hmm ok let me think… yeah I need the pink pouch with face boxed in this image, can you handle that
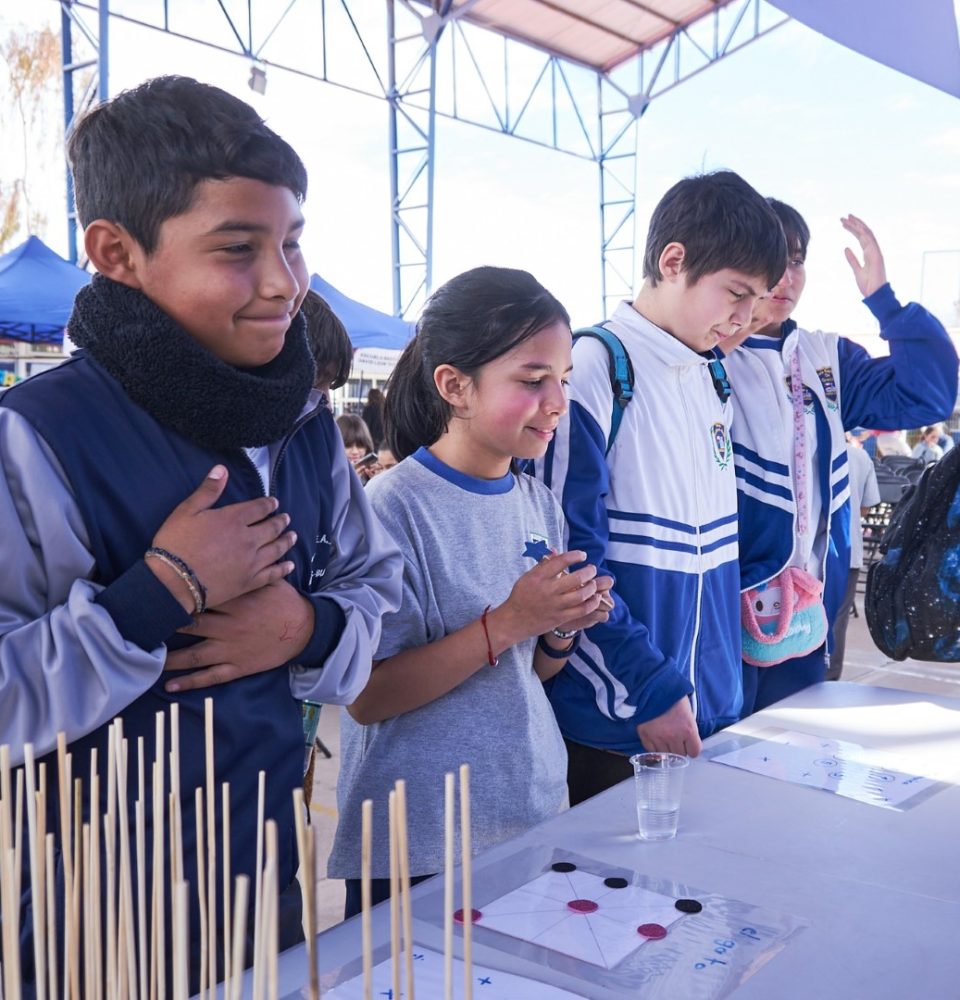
[740,567,828,667]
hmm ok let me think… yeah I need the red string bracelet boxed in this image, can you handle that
[480,605,498,667]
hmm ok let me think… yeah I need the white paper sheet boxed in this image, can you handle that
[710,729,939,809]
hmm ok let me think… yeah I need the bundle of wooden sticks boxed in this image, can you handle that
[0,702,475,1000]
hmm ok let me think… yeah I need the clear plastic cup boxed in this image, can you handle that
[630,752,689,840]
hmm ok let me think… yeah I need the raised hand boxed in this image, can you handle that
[163,580,315,692]
[148,465,297,612]
[636,696,701,757]
[841,215,887,298]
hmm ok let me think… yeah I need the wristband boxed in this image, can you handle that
[552,625,580,640]
[480,605,498,667]
[145,546,207,615]
[537,631,580,660]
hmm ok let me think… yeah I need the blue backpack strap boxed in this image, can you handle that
[572,325,634,455]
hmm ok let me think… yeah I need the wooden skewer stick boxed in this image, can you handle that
[55,734,75,1000]
[83,823,93,1000]
[292,788,319,1000]
[136,798,148,1000]
[89,750,103,1000]
[71,776,83,1000]
[360,798,373,1000]
[3,845,22,999]
[443,772,454,1000]
[252,770,266,1000]
[104,725,118,1000]
[261,820,280,1000]
[45,832,59,1000]
[13,768,23,905]
[116,736,139,1000]
[23,745,46,1000]
[229,875,250,1000]
[195,786,209,1000]
[152,711,166,1000]
[395,780,415,1000]
[388,789,400,1000]
[172,881,189,1000]
[204,698,217,995]
[460,763,473,1000]
[0,744,11,1000]
[223,782,232,1000]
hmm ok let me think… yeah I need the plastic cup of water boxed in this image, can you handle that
[630,752,689,841]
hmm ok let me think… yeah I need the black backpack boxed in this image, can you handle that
[865,444,960,660]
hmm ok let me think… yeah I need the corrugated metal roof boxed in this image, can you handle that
[422,1,733,73]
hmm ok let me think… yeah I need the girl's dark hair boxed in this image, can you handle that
[336,413,375,453]
[384,266,570,461]
[766,198,811,261]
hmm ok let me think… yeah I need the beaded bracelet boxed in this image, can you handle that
[145,546,207,615]
[537,631,581,660]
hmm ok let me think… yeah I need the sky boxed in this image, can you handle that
[3,1,960,354]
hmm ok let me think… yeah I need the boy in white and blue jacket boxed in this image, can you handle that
[723,203,958,714]
[534,171,787,804]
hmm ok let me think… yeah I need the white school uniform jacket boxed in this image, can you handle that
[724,284,958,630]
[533,301,742,753]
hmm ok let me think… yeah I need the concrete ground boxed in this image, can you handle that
[305,594,960,934]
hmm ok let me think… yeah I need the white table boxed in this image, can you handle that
[265,683,960,998]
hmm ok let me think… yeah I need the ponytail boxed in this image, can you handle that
[384,336,449,461]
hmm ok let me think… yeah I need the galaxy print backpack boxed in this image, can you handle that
[866,444,960,660]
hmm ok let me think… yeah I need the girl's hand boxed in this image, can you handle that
[842,215,887,298]
[553,575,614,634]
[488,550,606,648]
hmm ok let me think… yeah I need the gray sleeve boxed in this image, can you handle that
[288,446,404,705]
[0,408,165,764]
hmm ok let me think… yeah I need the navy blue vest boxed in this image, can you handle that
[3,351,338,962]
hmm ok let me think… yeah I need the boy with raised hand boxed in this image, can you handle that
[0,75,401,986]
[534,171,786,805]
[721,204,957,713]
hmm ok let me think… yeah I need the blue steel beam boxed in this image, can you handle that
[57,0,787,314]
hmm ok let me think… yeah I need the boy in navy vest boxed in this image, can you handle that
[0,75,402,988]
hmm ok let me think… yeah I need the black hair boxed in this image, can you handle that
[67,75,307,253]
[300,289,353,390]
[384,266,570,461]
[642,170,787,290]
[766,198,810,260]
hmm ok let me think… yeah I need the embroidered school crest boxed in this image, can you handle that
[710,422,732,469]
[783,377,814,411]
[816,367,839,410]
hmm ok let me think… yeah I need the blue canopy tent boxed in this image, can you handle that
[0,236,92,344]
[310,273,415,351]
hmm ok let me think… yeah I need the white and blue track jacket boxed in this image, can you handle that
[533,301,742,753]
[724,284,958,631]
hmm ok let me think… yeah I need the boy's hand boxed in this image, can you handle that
[488,550,606,649]
[150,466,297,610]
[842,215,887,299]
[163,580,315,692]
[635,697,701,757]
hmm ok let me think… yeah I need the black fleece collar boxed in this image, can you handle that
[68,275,315,452]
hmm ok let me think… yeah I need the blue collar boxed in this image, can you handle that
[412,446,515,495]
[742,318,798,351]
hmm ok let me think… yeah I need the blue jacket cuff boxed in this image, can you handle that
[95,559,193,651]
[294,595,347,670]
[863,283,900,328]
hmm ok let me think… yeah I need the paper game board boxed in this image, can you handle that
[707,728,942,810]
